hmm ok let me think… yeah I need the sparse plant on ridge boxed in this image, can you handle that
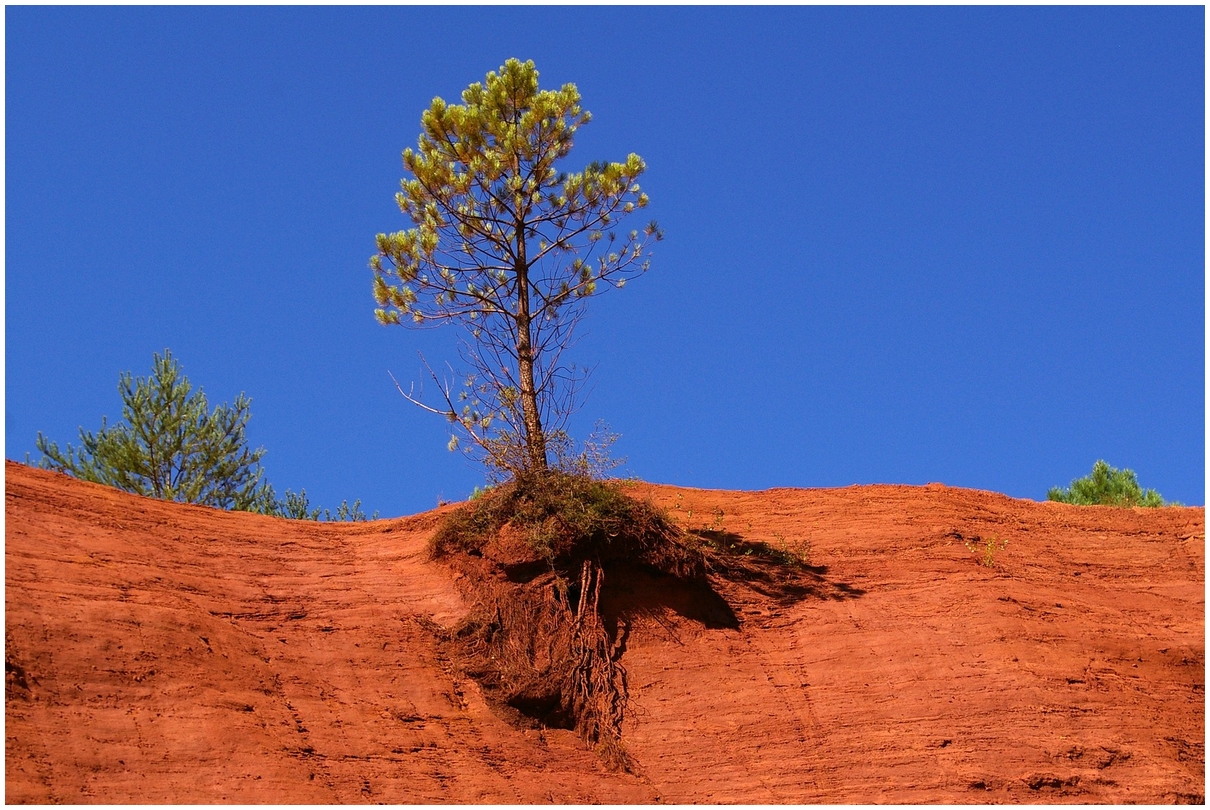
[271,486,323,520]
[36,350,274,512]
[549,420,628,481]
[34,350,376,521]
[1048,460,1178,507]
[329,498,376,522]
[267,487,377,522]
[772,531,812,568]
[964,534,1008,568]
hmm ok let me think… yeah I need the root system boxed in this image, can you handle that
[432,473,705,768]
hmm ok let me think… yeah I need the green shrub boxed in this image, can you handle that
[263,486,378,522]
[1047,460,1178,507]
[270,487,323,520]
[36,350,272,511]
[325,498,377,522]
[35,350,377,520]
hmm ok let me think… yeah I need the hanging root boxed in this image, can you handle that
[434,473,707,769]
[449,558,632,770]
[566,560,630,769]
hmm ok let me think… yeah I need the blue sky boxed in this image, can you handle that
[6,6,1204,514]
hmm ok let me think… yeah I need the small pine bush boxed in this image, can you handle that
[1047,460,1178,507]
[35,350,377,521]
[35,350,272,511]
[263,487,378,522]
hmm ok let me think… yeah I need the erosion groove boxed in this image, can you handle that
[5,461,1204,803]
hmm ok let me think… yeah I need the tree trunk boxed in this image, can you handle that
[514,224,548,475]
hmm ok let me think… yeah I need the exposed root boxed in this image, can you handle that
[431,473,705,769]
[450,557,633,769]
[566,560,629,766]
[429,472,819,770]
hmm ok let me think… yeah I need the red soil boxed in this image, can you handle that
[5,460,1204,803]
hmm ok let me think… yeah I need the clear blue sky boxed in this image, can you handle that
[6,6,1205,514]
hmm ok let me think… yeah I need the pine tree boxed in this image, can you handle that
[36,350,274,511]
[371,58,661,480]
[1047,459,1177,507]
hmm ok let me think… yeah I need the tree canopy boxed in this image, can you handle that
[371,58,661,479]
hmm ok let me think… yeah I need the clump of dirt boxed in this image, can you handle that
[431,473,704,579]
[430,472,712,768]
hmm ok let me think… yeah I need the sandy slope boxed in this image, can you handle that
[5,461,1204,803]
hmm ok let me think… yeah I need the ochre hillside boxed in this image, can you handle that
[5,460,1204,803]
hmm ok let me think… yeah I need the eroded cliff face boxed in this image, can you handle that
[6,461,1204,803]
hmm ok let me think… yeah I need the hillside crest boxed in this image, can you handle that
[5,461,1204,803]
